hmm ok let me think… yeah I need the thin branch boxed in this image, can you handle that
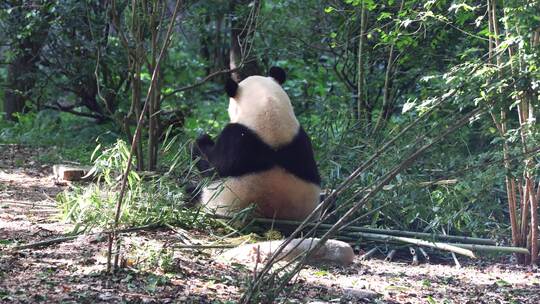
[9,224,161,251]
[161,63,254,100]
[43,104,105,121]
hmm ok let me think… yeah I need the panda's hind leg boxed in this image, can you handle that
[199,180,256,218]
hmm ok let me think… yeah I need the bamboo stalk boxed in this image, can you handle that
[173,244,235,249]
[340,232,529,255]
[384,249,397,262]
[341,226,495,245]
[348,232,476,258]
[247,217,497,245]
[373,0,404,134]
[360,247,378,260]
[242,108,485,303]
[527,178,539,263]
[356,0,366,122]
[448,243,530,255]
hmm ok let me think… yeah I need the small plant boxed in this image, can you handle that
[58,136,221,233]
[122,239,175,273]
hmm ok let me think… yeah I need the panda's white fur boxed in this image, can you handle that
[201,168,320,220]
[199,73,320,220]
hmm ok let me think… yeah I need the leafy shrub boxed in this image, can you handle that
[57,137,218,233]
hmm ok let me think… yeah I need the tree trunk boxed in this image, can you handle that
[229,0,261,81]
[4,57,32,121]
[4,21,48,121]
[356,1,367,124]
[200,15,212,75]
[3,1,52,121]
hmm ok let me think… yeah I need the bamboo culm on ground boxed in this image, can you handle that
[248,217,497,245]
[237,216,530,256]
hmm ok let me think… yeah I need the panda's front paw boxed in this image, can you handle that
[196,133,214,149]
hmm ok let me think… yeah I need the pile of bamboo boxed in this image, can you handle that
[250,218,530,260]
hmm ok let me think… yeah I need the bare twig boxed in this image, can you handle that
[161,63,253,100]
[43,104,105,121]
[9,235,79,251]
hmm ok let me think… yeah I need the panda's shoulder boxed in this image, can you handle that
[220,123,257,138]
[218,123,267,146]
[221,123,251,133]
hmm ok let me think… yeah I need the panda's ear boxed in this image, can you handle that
[268,66,286,85]
[225,78,238,97]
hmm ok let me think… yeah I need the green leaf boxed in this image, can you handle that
[496,279,511,287]
[377,12,392,21]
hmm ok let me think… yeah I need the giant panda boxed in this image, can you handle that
[192,67,320,221]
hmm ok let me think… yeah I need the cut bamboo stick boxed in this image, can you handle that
[360,247,378,260]
[410,247,419,265]
[419,247,430,262]
[385,249,397,261]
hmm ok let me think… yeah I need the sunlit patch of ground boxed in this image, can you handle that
[0,156,68,244]
[298,258,540,303]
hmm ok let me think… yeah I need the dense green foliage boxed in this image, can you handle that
[1,0,539,244]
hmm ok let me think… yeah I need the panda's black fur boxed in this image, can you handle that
[195,123,320,185]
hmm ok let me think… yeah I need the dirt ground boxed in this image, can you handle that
[1,144,540,303]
